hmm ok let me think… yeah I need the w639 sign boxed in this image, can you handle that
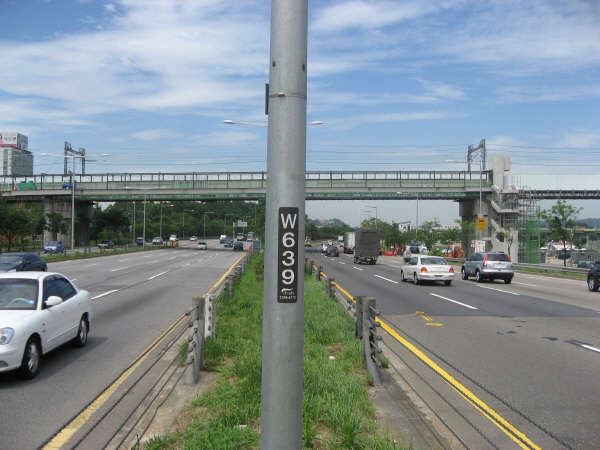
[277,207,299,303]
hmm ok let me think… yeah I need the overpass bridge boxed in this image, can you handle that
[2,156,599,262]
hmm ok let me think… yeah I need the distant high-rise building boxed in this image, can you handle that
[0,132,33,176]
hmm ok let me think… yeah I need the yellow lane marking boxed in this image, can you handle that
[377,319,542,450]
[323,266,541,450]
[45,253,247,449]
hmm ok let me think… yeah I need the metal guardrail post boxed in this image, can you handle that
[227,274,235,297]
[326,278,334,298]
[316,266,322,281]
[363,297,382,385]
[185,296,205,385]
[308,260,313,275]
[236,265,242,281]
[354,296,364,339]
[204,294,216,338]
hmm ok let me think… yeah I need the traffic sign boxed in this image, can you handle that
[478,218,486,230]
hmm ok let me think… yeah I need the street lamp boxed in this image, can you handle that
[447,159,484,242]
[124,186,166,247]
[397,192,419,234]
[224,213,233,236]
[203,211,214,238]
[223,119,324,126]
[183,209,194,239]
[364,205,378,229]
[160,204,174,238]
[41,152,108,253]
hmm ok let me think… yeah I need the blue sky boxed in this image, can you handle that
[1,0,599,226]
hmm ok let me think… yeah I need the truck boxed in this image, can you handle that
[338,235,344,243]
[343,231,355,254]
[353,228,380,265]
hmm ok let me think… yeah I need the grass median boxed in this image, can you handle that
[142,253,413,450]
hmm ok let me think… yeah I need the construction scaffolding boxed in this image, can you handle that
[517,185,541,263]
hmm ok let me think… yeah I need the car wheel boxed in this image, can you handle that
[504,277,513,284]
[475,270,483,282]
[18,337,41,380]
[461,267,468,280]
[413,273,419,285]
[354,257,358,264]
[71,316,89,348]
[588,276,599,292]
[400,270,406,282]
[444,280,452,286]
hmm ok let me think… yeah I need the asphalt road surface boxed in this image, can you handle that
[309,245,600,450]
[0,239,246,450]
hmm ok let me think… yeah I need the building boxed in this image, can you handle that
[0,132,33,176]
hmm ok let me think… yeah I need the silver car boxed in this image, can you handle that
[461,252,514,283]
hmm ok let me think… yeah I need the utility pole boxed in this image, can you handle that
[467,139,486,172]
[261,1,307,449]
[64,142,86,175]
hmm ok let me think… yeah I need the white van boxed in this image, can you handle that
[403,243,428,262]
[220,235,227,243]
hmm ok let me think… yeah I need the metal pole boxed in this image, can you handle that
[143,192,146,247]
[261,1,307,448]
[70,167,75,253]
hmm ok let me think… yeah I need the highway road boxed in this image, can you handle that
[308,245,600,450]
[0,239,247,450]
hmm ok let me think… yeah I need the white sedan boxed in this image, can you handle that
[0,272,92,379]
[197,242,208,250]
[401,256,455,286]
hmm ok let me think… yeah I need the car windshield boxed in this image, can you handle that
[0,255,23,265]
[47,241,59,246]
[101,241,111,244]
[421,258,447,265]
[0,279,39,310]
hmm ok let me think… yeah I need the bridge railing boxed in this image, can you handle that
[0,170,490,192]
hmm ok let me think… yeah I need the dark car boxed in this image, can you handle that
[98,240,114,249]
[325,246,339,257]
[587,267,600,291]
[557,252,571,260]
[0,253,47,273]
[224,238,234,248]
[233,242,244,251]
[461,251,514,283]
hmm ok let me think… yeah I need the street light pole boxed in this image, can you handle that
[182,209,194,239]
[224,213,233,236]
[364,205,378,229]
[41,152,108,252]
[160,204,173,238]
[203,211,214,238]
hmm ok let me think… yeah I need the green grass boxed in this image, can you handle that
[143,253,412,449]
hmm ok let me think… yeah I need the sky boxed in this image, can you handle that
[1,0,599,227]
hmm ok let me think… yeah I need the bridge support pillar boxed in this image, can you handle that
[43,198,94,247]
[459,194,492,258]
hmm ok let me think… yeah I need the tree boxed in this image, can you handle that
[455,219,477,259]
[418,219,441,252]
[540,200,582,266]
[45,212,69,240]
[495,224,517,258]
[0,202,31,252]
[439,227,460,254]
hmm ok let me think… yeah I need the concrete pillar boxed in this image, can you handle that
[42,198,93,246]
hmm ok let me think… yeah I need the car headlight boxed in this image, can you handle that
[7,269,16,272]
[0,328,15,345]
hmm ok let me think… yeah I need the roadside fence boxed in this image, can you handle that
[307,259,383,385]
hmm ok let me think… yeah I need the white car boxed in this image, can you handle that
[0,272,92,379]
[197,242,207,250]
[401,256,455,286]
[189,236,197,241]
[320,242,329,253]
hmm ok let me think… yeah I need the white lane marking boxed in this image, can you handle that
[513,282,537,286]
[525,274,579,283]
[430,293,478,309]
[582,344,600,354]
[182,263,191,267]
[92,290,118,299]
[339,262,346,265]
[117,259,131,262]
[375,275,399,284]
[111,267,129,272]
[476,285,521,295]
[353,267,364,272]
[149,261,160,263]
[148,271,168,280]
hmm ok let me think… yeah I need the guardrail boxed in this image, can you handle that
[445,257,588,275]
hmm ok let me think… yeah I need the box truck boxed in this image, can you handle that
[343,232,355,253]
[353,229,380,265]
